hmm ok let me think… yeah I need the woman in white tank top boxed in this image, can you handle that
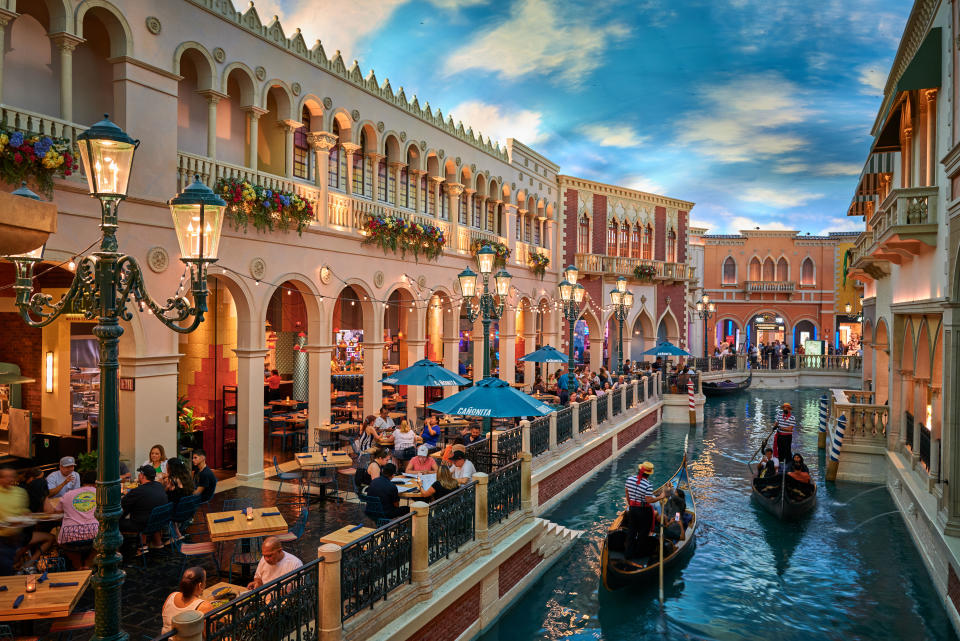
[161,567,214,634]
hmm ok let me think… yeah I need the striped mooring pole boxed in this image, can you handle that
[826,413,846,481]
[688,379,696,426]
[817,394,828,449]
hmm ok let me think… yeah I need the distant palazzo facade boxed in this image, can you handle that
[700,230,859,352]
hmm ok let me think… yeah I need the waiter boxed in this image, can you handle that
[624,461,663,559]
[773,402,797,463]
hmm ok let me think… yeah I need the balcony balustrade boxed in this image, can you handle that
[574,253,695,283]
[744,280,796,294]
[867,186,938,265]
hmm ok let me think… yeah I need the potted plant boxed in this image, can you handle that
[177,396,203,451]
[528,251,550,279]
[633,264,657,282]
[470,239,510,268]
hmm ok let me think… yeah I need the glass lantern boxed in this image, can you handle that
[168,176,227,261]
[76,115,140,198]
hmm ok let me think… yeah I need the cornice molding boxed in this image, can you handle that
[556,174,695,211]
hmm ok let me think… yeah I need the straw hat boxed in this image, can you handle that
[639,461,655,475]
[782,402,792,410]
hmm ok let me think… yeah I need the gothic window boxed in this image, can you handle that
[293,107,310,180]
[667,228,677,262]
[762,257,775,281]
[607,220,618,256]
[722,257,737,284]
[776,257,789,281]
[801,257,815,285]
[578,216,590,254]
[749,257,761,281]
[619,222,629,257]
[642,225,652,259]
[631,223,641,258]
[399,166,409,208]
[377,159,387,202]
[421,175,430,214]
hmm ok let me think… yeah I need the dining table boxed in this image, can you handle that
[319,524,374,546]
[0,570,91,622]
[206,508,288,543]
[269,399,300,410]
[202,582,249,607]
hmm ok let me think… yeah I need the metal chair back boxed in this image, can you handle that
[142,503,173,535]
[171,494,201,523]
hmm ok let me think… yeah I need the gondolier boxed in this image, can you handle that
[772,402,797,463]
[624,461,663,559]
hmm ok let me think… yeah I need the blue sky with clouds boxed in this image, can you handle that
[253,0,911,234]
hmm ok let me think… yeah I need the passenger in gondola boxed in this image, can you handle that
[755,447,781,498]
[786,454,813,500]
[623,462,663,559]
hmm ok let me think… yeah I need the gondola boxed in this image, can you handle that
[751,471,816,520]
[702,370,752,396]
[600,455,697,591]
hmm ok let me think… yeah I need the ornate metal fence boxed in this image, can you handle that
[204,559,320,641]
[578,400,592,433]
[487,459,522,525]
[556,407,573,444]
[428,482,476,565]
[530,416,550,457]
[464,437,491,464]
[495,426,522,459]
[625,384,634,408]
[919,421,931,471]
[341,515,413,620]
[646,376,654,399]
[596,395,608,424]
[470,451,515,473]
[905,411,914,450]
[611,388,622,416]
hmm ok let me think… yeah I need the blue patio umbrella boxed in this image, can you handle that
[429,377,554,418]
[642,341,692,357]
[518,345,570,363]
[380,359,470,422]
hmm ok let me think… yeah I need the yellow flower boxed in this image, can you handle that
[0,133,8,149]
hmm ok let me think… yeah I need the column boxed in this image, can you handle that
[546,219,557,259]
[368,153,384,202]
[363,342,385,419]
[411,170,425,211]
[500,330,516,385]
[472,317,484,382]
[431,177,443,218]
[0,11,16,105]
[198,90,226,159]
[304,343,332,450]
[463,188,475,226]
[317,544,343,641]
[913,377,927,466]
[925,90,938,186]
[281,119,302,179]
[308,132,338,226]
[406,339,426,424]
[390,162,405,206]
[243,106,267,170]
[473,472,490,554]
[117,354,179,469]
[234,348,269,480]
[523,326,536,385]
[942,314,960,535]
[50,33,84,123]
[410,502,430,587]
[342,143,360,195]
[448,183,464,250]
[504,204,518,260]
[442,337,460,398]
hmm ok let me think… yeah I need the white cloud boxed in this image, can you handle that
[623,175,664,194]
[819,217,865,235]
[428,0,487,6]
[773,161,861,176]
[443,0,628,86]
[857,64,887,95]
[689,218,714,232]
[252,0,407,61]
[730,216,792,232]
[447,100,547,146]
[580,124,648,148]
[676,72,812,162]
[740,187,823,208]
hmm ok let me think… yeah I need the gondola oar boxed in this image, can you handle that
[746,424,778,474]
[658,496,665,604]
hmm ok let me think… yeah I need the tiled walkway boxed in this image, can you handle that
[27,481,365,641]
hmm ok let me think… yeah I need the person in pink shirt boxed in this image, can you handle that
[56,470,98,569]
[406,445,438,473]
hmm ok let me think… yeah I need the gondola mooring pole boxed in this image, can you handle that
[687,378,695,426]
[658,497,665,604]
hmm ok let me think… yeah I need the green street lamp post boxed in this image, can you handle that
[458,245,511,433]
[695,295,716,359]
[5,116,226,641]
[609,275,634,374]
[558,264,585,387]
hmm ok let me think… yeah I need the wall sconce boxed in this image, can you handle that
[45,351,53,393]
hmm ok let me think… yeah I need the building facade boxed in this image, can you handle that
[0,0,696,479]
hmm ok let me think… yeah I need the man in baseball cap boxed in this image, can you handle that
[47,456,79,499]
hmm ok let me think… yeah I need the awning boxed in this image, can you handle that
[0,373,35,386]
[847,193,878,219]
[847,150,899,216]
[896,27,941,95]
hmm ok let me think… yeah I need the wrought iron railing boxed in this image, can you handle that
[905,412,914,450]
[578,400,592,433]
[341,515,413,620]
[611,388,622,416]
[204,558,320,641]
[530,416,550,457]
[427,482,476,565]
[919,423,931,471]
[596,395,608,424]
[470,451,515,473]
[464,437,491,463]
[625,384,634,408]
[488,459,522,526]
[646,376,654,399]
[556,407,573,444]
[495,426,522,459]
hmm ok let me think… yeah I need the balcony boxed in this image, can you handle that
[867,186,938,265]
[744,280,795,294]
[574,253,695,283]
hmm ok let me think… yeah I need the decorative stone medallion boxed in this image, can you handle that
[146,246,169,273]
[373,271,384,288]
[351,109,360,122]
[417,275,427,289]
[470,163,476,173]
[399,132,406,142]
[145,16,161,34]
[249,257,266,280]
[292,82,302,96]
[420,140,426,150]
[376,121,385,133]
[255,66,266,80]
[455,156,461,166]
[213,47,225,63]
[438,150,445,159]
[323,97,333,109]
[319,265,332,285]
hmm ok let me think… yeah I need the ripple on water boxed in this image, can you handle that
[477,389,959,641]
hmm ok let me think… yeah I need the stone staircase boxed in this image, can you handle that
[532,517,582,559]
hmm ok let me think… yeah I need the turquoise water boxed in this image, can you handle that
[478,388,958,641]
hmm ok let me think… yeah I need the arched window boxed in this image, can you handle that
[328,120,346,192]
[801,257,815,285]
[399,166,409,208]
[642,225,652,259]
[619,222,629,257]
[607,220,618,256]
[762,257,775,281]
[749,257,761,281]
[421,174,430,214]
[486,200,495,231]
[631,223,641,258]
[459,191,468,225]
[474,197,483,228]
[515,211,523,241]
[578,216,590,254]
[525,213,533,242]
[667,229,677,262]
[776,257,789,281]
[722,257,737,284]
[377,158,388,202]
[533,215,541,245]
[439,184,448,219]
[293,107,310,180]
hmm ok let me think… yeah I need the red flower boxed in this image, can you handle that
[13,152,22,163]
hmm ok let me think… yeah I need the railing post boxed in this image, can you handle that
[491,429,500,455]
[607,391,614,420]
[473,472,491,553]
[520,419,531,454]
[410,501,430,588]
[620,387,627,414]
[548,411,558,454]
[641,376,648,403]
[571,401,582,442]
[631,379,639,408]
[591,397,598,427]
[172,610,203,641]
[520,452,533,515]
[317,544,343,641]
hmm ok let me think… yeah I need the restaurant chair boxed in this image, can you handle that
[269,417,299,454]
[48,611,95,641]
[275,508,308,557]
[228,535,261,585]
[273,455,303,497]
[132,503,173,567]
[169,495,201,542]
[177,539,220,577]
[0,624,37,641]
[360,495,391,527]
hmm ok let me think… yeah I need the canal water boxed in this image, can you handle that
[478,388,958,641]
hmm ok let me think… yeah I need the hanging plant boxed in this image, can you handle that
[633,264,657,282]
[216,177,314,235]
[361,212,445,261]
[0,130,77,198]
[470,239,510,268]
[528,251,550,279]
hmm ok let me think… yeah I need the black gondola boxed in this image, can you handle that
[600,455,697,591]
[702,370,752,396]
[751,471,816,520]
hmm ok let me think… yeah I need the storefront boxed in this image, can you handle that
[837,315,862,353]
[749,312,786,346]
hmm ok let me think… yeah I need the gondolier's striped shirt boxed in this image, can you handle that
[776,410,797,435]
[626,475,653,507]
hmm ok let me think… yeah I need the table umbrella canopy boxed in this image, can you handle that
[380,359,470,387]
[518,345,570,363]
[642,341,692,357]
[429,377,554,418]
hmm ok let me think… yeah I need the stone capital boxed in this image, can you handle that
[430,176,445,184]
[341,142,361,155]
[48,32,85,52]
[409,169,427,177]
[242,105,269,119]
[366,152,385,162]
[307,131,338,151]
[446,182,465,196]
[464,188,476,196]
[197,89,229,104]
[924,88,938,103]
[389,161,407,170]
[280,118,304,132]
